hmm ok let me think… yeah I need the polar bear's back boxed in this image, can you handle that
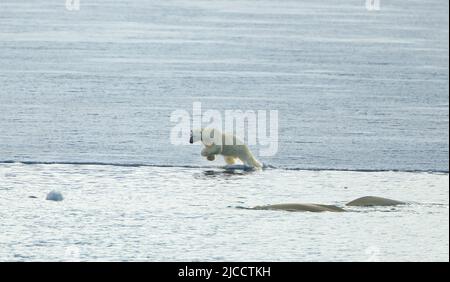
[221,134,249,157]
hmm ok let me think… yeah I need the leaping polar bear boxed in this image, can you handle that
[189,128,263,169]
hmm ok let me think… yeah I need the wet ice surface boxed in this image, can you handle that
[0,0,448,261]
[0,164,448,261]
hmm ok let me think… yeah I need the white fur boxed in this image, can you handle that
[191,128,262,169]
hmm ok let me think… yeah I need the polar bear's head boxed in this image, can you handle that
[189,128,222,146]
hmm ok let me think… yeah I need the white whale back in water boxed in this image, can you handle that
[346,196,405,207]
[253,203,346,212]
[251,196,406,212]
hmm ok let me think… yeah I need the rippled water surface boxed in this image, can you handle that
[0,0,448,171]
[0,0,448,261]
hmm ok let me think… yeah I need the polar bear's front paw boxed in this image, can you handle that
[206,155,215,161]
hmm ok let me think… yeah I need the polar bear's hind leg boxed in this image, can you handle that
[240,155,262,168]
[224,156,236,165]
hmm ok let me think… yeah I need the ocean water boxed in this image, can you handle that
[0,0,448,261]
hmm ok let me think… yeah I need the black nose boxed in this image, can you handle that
[189,136,193,144]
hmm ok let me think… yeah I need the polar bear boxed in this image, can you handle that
[189,128,263,169]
